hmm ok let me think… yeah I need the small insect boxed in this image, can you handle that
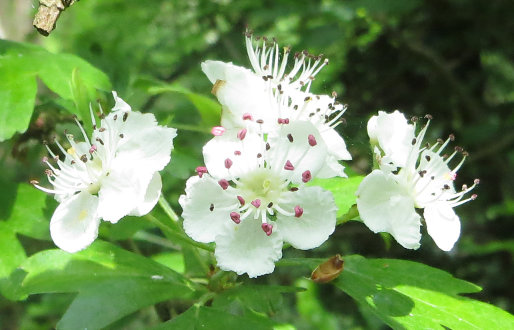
[311,254,344,283]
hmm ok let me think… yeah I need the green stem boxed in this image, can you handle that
[145,214,214,252]
[159,195,179,222]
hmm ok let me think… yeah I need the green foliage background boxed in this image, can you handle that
[0,0,512,328]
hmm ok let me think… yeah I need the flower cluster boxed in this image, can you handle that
[33,92,177,252]
[180,32,348,277]
[356,111,478,251]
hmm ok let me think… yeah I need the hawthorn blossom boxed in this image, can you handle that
[179,121,337,277]
[32,92,177,253]
[356,111,478,251]
[201,31,351,178]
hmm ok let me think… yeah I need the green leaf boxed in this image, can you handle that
[151,305,274,330]
[0,40,111,141]
[6,184,50,240]
[308,176,363,218]
[10,241,195,329]
[135,77,221,127]
[212,285,302,316]
[295,279,339,330]
[333,255,514,329]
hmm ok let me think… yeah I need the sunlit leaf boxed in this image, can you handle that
[308,176,363,218]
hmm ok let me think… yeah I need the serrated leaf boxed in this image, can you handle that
[10,241,196,329]
[151,305,275,330]
[308,176,363,217]
[333,255,514,329]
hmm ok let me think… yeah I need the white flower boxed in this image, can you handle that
[201,31,351,178]
[32,92,177,253]
[357,111,478,251]
[179,121,337,277]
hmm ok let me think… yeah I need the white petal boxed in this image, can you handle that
[202,61,275,131]
[320,128,352,161]
[267,121,328,183]
[368,110,415,168]
[111,91,132,112]
[424,202,460,251]
[129,172,162,217]
[356,170,421,249]
[202,130,262,180]
[180,175,238,243]
[214,219,283,278]
[276,187,337,250]
[109,111,177,174]
[97,162,152,223]
[316,154,348,179]
[50,191,100,253]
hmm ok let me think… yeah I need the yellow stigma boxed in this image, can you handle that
[67,147,76,156]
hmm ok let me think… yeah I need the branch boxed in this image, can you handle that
[33,0,79,36]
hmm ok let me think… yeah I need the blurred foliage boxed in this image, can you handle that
[0,0,513,328]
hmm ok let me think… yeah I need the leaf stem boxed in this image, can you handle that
[158,195,180,222]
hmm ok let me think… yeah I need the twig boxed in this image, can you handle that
[33,0,79,36]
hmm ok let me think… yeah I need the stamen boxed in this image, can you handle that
[225,158,233,169]
[261,223,273,236]
[211,126,225,136]
[237,195,245,206]
[284,160,295,171]
[230,212,241,224]
[196,166,208,178]
[251,199,261,208]
[308,134,317,146]
[237,128,247,140]
[218,179,229,190]
[294,205,303,218]
[302,170,312,183]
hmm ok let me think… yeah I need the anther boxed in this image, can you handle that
[293,105,298,110]
[455,146,463,153]
[30,180,39,185]
[294,205,304,218]
[266,143,270,151]
[287,134,294,142]
[411,138,417,145]
[242,113,253,120]
[449,134,455,141]
[99,127,106,132]
[119,134,124,138]
[425,155,431,161]
[218,179,229,190]
[123,112,128,122]
[251,199,261,208]
[80,154,88,163]
[474,179,480,185]
[267,202,273,208]
[89,145,97,154]
[437,138,444,144]
[443,184,450,190]
[113,114,118,121]
[237,196,245,206]
[225,158,233,169]
[230,212,241,224]
[308,134,317,146]
[257,153,262,158]
[256,119,264,124]
[425,114,433,120]
[211,126,225,136]
[96,138,104,145]
[284,160,295,171]
[42,156,49,163]
[209,203,214,212]
[471,194,478,200]
[304,96,311,102]
[411,116,418,123]
[237,128,247,140]
[195,166,207,178]
[290,187,299,192]
[45,169,53,176]
[234,150,241,156]
[261,223,273,236]
[302,170,312,183]
[462,151,469,157]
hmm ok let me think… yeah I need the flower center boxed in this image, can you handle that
[238,168,283,205]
